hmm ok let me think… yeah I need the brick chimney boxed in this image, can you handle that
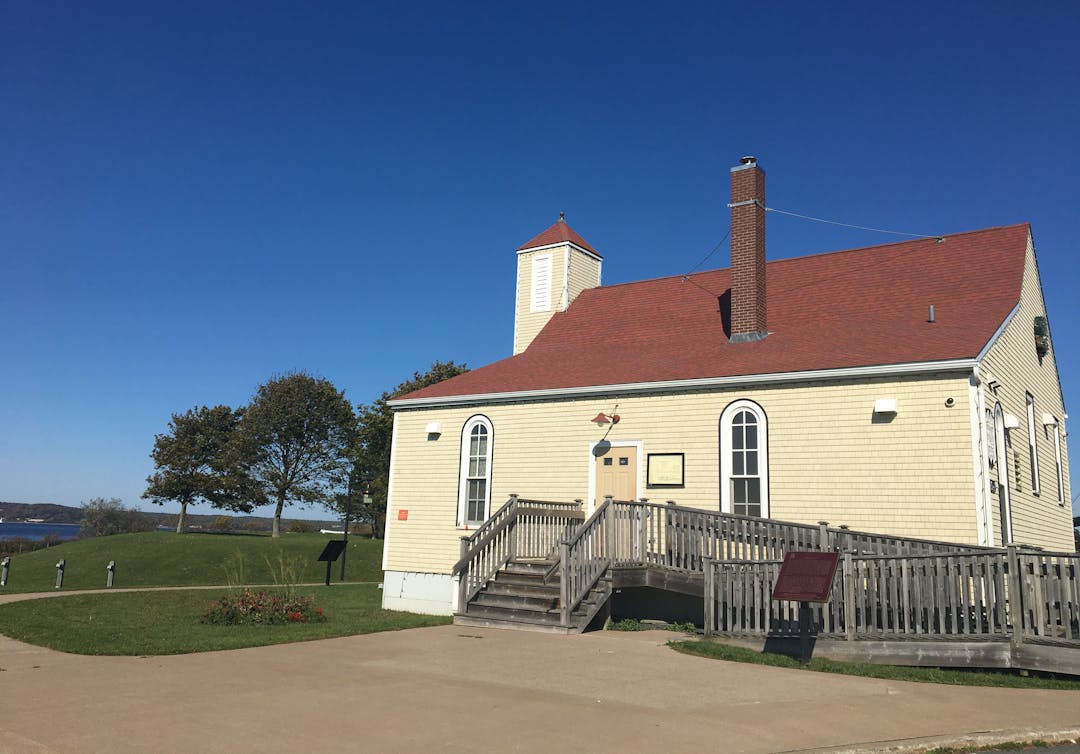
[728,156,768,342]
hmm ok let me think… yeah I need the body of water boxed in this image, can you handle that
[0,522,81,541]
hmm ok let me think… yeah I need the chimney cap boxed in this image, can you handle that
[739,155,757,166]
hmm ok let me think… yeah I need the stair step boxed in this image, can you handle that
[452,613,577,634]
[472,592,558,610]
[505,553,557,566]
[461,603,594,627]
[484,581,561,598]
[493,572,555,587]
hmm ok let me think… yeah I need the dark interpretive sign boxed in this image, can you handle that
[771,551,840,603]
[317,540,348,586]
[317,540,347,562]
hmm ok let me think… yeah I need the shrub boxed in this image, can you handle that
[211,515,234,531]
[79,498,155,538]
[201,589,327,625]
[287,520,313,534]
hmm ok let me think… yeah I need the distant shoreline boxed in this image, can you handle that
[0,521,81,542]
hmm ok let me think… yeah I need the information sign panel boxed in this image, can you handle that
[771,551,839,603]
[317,540,347,563]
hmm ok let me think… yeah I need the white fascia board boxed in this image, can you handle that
[380,411,400,572]
[975,302,1021,362]
[517,241,602,263]
[388,358,978,409]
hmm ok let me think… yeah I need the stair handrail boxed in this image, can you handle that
[452,495,520,610]
[556,497,614,626]
[453,497,585,612]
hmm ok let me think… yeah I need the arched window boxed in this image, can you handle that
[458,416,493,527]
[720,400,769,518]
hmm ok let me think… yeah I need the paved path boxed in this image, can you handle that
[0,594,1078,753]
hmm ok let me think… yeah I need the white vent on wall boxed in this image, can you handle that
[531,254,552,312]
[873,398,898,414]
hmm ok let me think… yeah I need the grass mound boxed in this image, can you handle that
[0,584,448,654]
[0,531,382,593]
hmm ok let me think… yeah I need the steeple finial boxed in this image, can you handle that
[558,211,566,223]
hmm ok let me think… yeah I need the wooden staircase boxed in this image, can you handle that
[455,559,611,634]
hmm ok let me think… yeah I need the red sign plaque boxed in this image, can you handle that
[771,551,840,603]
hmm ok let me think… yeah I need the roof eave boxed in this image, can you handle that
[388,358,979,409]
[517,240,602,261]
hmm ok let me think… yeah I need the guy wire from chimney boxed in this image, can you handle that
[677,203,941,300]
[677,229,731,299]
[764,205,943,240]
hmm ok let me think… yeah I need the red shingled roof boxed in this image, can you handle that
[518,216,601,257]
[401,224,1029,402]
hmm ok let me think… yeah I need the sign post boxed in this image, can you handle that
[771,551,840,663]
[317,540,347,586]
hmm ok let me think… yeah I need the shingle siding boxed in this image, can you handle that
[978,235,1072,550]
[385,373,989,575]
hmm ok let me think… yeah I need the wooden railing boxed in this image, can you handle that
[1014,550,1080,642]
[454,497,1017,629]
[606,501,983,572]
[452,496,583,610]
[555,498,613,626]
[703,547,1080,646]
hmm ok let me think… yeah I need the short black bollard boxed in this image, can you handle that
[106,560,115,588]
[1,556,10,587]
[55,559,65,589]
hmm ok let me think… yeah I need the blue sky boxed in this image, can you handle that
[2,2,1078,518]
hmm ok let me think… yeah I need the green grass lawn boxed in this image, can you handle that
[0,531,382,593]
[669,639,1080,691]
[0,584,449,655]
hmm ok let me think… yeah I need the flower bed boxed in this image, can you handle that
[201,589,327,625]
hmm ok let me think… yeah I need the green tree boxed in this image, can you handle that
[348,361,468,537]
[79,497,155,538]
[238,372,356,538]
[143,405,253,533]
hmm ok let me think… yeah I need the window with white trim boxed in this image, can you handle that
[720,400,769,518]
[1025,393,1040,495]
[1052,418,1064,504]
[530,254,552,312]
[458,416,493,527]
[993,402,1014,544]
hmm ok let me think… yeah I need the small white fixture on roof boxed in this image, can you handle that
[873,398,898,414]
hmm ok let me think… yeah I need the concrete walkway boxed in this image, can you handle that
[0,593,1078,753]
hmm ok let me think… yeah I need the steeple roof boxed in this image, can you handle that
[518,213,601,257]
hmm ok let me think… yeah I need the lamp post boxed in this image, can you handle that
[340,474,353,582]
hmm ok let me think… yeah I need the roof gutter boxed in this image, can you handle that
[389,358,979,409]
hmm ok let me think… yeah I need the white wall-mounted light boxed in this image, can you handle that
[873,398,898,414]
[1003,413,1020,429]
[425,422,442,436]
[1042,414,1058,427]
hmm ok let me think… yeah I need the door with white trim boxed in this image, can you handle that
[594,447,636,507]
